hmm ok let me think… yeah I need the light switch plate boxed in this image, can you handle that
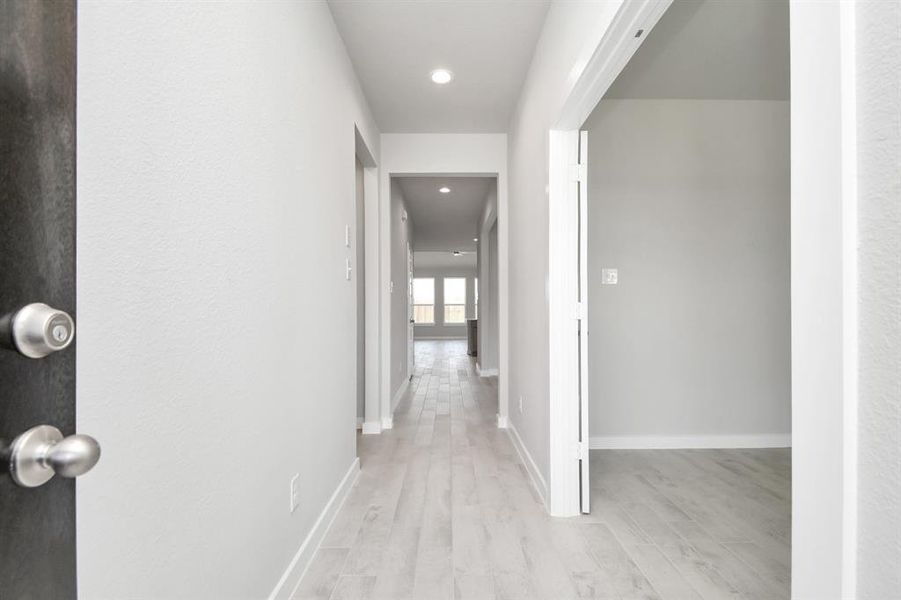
[290,474,300,513]
[601,268,618,285]
[345,259,352,281]
[345,225,351,248]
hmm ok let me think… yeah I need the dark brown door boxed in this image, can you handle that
[0,2,78,597]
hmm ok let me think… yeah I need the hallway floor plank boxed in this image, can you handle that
[293,340,790,600]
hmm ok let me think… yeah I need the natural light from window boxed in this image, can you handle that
[444,277,466,324]
[413,277,435,324]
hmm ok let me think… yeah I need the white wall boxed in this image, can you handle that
[413,253,477,340]
[856,1,901,595]
[583,98,791,445]
[76,2,379,598]
[380,134,508,423]
[506,0,622,481]
[389,181,414,403]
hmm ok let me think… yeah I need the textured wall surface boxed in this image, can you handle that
[583,99,791,441]
[76,2,378,597]
[856,1,901,596]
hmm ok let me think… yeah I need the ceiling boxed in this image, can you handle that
[604,0,789,101]
[396,176,494,252]
[415,251,477,270]
[328,0,550,132]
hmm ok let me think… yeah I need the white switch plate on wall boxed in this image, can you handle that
[344,224,351,248]
[601,268,618,285]
[289,474,300,513]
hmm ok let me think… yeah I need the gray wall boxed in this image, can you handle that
[476,183,499,372]
[482,222,500,371]
[856,0,901,594]
[390,180,413,400]
[583,98,791,440]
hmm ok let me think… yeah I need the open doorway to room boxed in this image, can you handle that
[383,175,499,421]
[576,0,792,595]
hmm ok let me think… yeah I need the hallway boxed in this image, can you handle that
[294,341,791,600]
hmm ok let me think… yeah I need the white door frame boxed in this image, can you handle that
[378,133,510,433]
[355,127,382,436]
[546,0,672,519]
[547,0,859,595]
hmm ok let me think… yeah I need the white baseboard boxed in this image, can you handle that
[361,421,381,435]
[589,434,792,450]
[476,363,498,377]
[496,414,509,429]
[381,417,394,430]
[269,457,361,600]
[506,423,548,509]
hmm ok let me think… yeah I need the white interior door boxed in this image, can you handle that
[578,130,590,513]
[407,244,414,379]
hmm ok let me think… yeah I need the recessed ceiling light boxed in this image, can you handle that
[439,186,451,194]
[430,69,454,85]
[453,251,462,256]
[473,238,479,242]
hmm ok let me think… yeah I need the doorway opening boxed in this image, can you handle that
[386,175,499,422]
[554,0,794,594]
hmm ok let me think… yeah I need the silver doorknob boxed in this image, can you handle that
[0,303,75,358]
[8,425,101,488]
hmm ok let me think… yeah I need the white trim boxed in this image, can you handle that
[269,458,361,600]
[361,421,381,435]
[546,0,672,519]
[589,434,791,450]
[790,1,859,596]
[496,414,509,429]
[547,129,582,517]
[476,363,498,377]
[838,2,859,596]
[381,417,393,430]
[554,0,673,130]
[357,126,381,437]
[506,423,548,508]
[355,417,363,430]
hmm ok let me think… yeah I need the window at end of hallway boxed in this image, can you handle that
[444,277,466,324]
[413,277,435,324]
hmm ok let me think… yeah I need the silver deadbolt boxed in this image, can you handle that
[1,303,74,358]
[8,425,101,488]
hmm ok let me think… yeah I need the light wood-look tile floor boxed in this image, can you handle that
[294,340,791,600]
